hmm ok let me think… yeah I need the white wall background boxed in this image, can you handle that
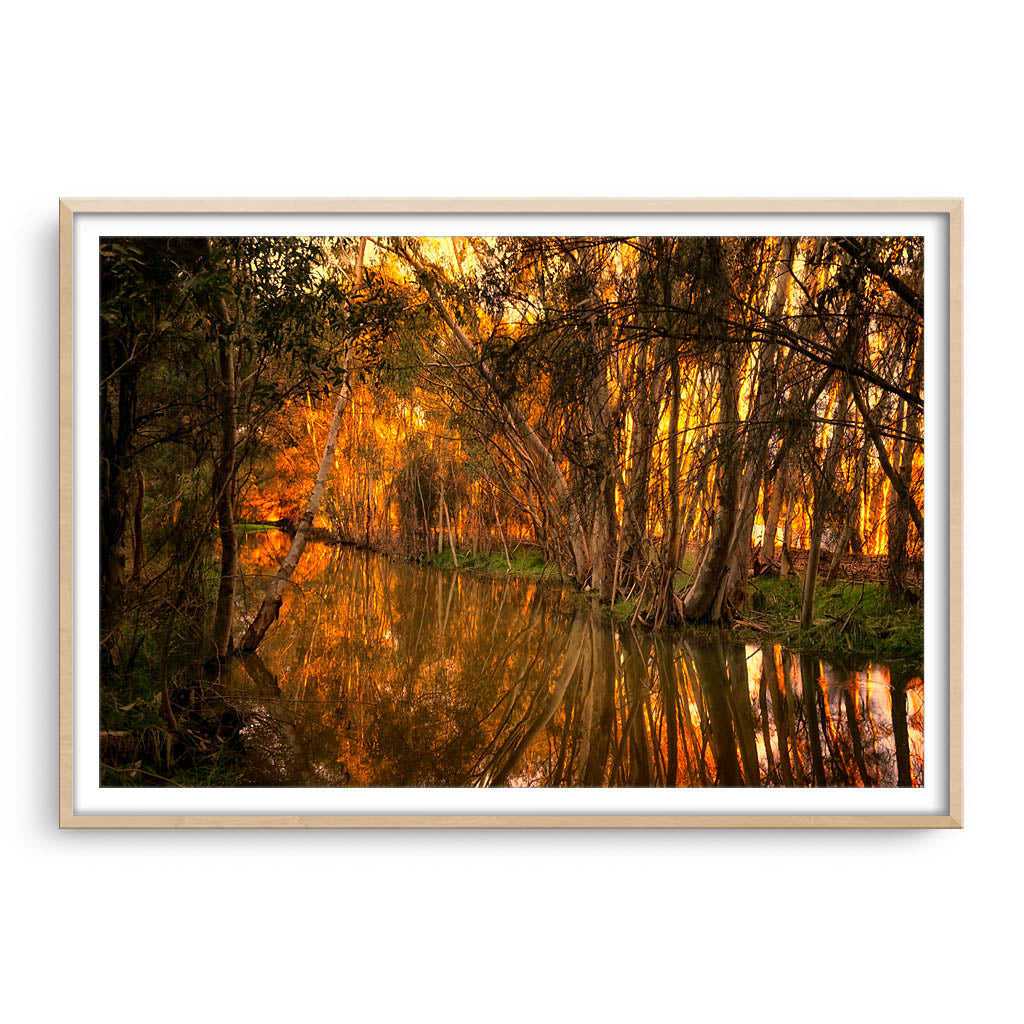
[2,3,1019,1021]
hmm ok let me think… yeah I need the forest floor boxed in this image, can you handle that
[239,530,923,666]
[425,548,924,669]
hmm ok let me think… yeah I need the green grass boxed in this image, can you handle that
[424,548,562,580]
[235,522,281,535]
[736,573,923,666]
[673,552,698,591]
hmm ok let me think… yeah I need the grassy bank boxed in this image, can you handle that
[424,548,564,581]
[236,521,281,535]
[426,547,923,666]
[736,574,923,666]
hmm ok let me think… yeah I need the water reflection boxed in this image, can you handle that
[230,538,924,788]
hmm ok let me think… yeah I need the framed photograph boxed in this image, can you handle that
[60,198,962,828]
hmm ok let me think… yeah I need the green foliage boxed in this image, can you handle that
[235,522,279,534]
[674,553,698,590]
[739,574,924,666]
[424,548,559,579]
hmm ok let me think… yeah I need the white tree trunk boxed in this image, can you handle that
[239,238,366,652]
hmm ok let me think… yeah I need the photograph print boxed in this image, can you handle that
[98,233,924,789]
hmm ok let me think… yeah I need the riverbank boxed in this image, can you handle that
[733,574,923,667]
[237,529,923,666]
[424,548,924,668]
[424,548,564,580]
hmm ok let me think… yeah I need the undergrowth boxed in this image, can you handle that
[736,573,923,666]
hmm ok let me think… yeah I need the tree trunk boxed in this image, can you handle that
[801,372,851,628]
[719,240,792,605]
[620,382,662,576]
[649,244,683,622]
[759,461,786,564]
[442,486,459,568]
[848,369,923,536]
[663,337,682,587]
[210,282,238,659]
[436,473,445,555]
[800,528,823,628]
[826,520,853,581]
[681,249,742,621]
[239,238,367,652]
[800,653,827,785]
[887,327,923,595]
[584,316,620,602]
[890,673,914,787]
[682,239,778,622]
[780,509,793,577]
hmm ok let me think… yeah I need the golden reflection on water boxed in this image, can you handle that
[230,536,924,788]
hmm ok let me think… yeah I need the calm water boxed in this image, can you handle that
[230,536,923,788]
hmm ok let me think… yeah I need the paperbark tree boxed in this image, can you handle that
[396,244,594,585]
[800,373,852,628]
[239,238,367,652]
[682,241,744,621]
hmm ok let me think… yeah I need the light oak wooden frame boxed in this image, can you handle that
[59,198,963,828]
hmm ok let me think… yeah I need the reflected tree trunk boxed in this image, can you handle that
[621,633,653,787]
[584,624,617,785]
[843,684,874,786]
[488,613,587,786]
[764,647,794,786]
[800,653,827,786]
[688,640,741,786]
[758,670,776,784]
[725,643,761,786]
[890,674,914,787]
[656,639,680,786]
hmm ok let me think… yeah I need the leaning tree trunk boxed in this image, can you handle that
[848,369,923,537]
[239,238,367,653]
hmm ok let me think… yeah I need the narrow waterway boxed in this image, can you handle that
[228,535,923,787]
